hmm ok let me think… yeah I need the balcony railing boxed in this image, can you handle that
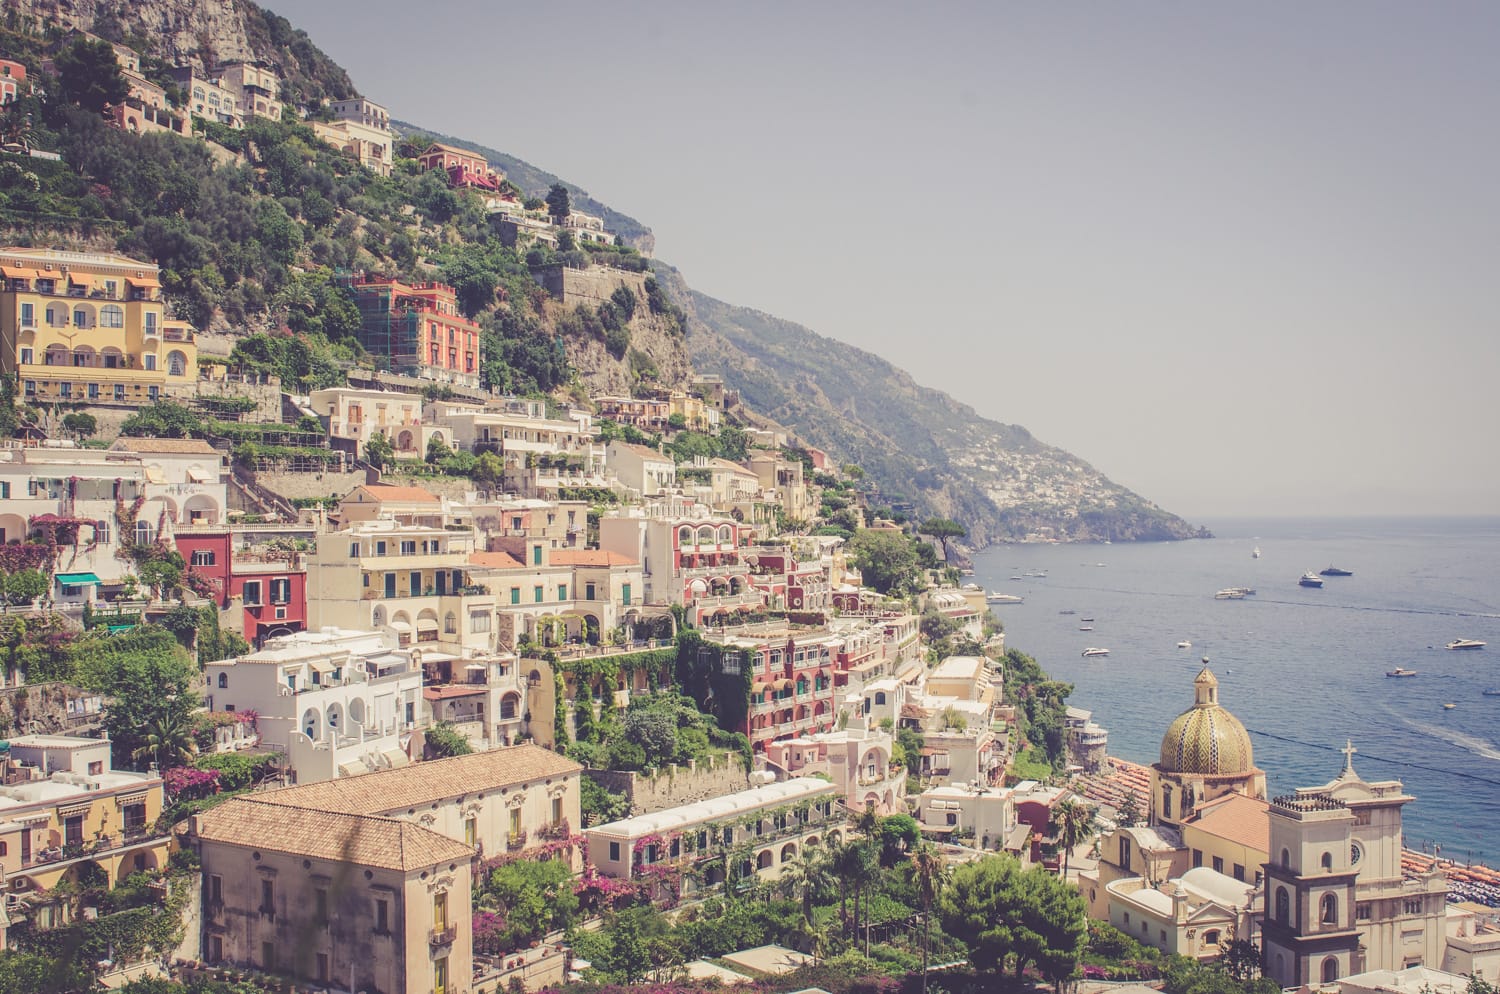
[430,924,457,947]
[506,830,528,851]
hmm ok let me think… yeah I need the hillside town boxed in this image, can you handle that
[0,11,1496,994]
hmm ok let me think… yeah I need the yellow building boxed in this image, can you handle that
[0,247,198,406]
[0,736,170,928]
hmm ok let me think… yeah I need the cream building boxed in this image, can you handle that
[311,387,429,456]
[764,721,908,816]
[915,781,1025,855]
[607,441,677,497]
[1106,867,1260,961]
[192,796,475,994]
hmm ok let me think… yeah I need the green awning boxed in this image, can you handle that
[55,572,102,585]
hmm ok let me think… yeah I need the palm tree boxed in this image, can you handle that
[777,844,831,926]
[1050,798,1097,880]
[132,708,196,770]
[911,842,947,994]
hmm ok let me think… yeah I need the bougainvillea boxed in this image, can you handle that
[162,766,220,800]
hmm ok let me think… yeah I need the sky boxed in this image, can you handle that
[291,1,1500,520]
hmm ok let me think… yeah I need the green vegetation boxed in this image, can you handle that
[424,720,474,759]
[1003,649,1073,778]
[845,529,923,596]
[937,855,1086,986]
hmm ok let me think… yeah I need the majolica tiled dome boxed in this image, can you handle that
[1158,666,1254,776]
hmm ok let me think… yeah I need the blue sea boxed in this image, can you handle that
[970,516,1500,867]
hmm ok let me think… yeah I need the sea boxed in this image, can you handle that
[969,516,1500,867]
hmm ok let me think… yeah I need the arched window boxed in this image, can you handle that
[135,519,155,545]
[1275,887,1291,925]
[1321,893,1338,924]
[167,350,187,376]
[1322,958,1339,984]
[1202,929,1221,947]
[100,304,125,328]
[874,691,887,706]
[1162,784,1174,820]
[444,611,457,634]
[217,673,228,689]
[1321,851,1333,871]
[1281,848,1291,869]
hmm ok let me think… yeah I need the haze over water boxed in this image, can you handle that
[972,517,1500,866]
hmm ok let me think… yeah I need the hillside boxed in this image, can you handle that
[668,266,1208,546]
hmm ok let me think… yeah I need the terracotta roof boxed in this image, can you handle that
[469,551,524,569]
[609,442,673,461]
[423,685,486,700]
[1184,792,1271,853]
[264,744,581,816]
[195,797,472,871]
[548,549,637,567]
[111,438,218,454]
[354,484,440,503]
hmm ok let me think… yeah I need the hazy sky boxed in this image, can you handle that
[292,1,1500,520]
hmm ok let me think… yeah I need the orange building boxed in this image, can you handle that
[417,142,503,192]
[345,274,480,388]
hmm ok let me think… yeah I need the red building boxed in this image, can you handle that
[1,60,27,105]
[174,529,308,645]
[725,630,842,754]
[345,275,481,387]
[416,142,503,192]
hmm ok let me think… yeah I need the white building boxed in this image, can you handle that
[205,628,423,784]
[915,781,1024,855]
[1106,866,1261,961]
[606,441,677,497]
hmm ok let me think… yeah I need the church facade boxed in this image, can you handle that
[1261,743,1448,987]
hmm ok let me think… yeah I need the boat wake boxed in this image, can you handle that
[1398,716,1500,763]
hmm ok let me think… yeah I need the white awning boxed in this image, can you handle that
[382,748,410,768]
[306,659,334,673]
[338,759,371,776]
[415,618,439,632]
[187,467,211,483]
[464,663,487,671]
[387,620,412,632]
[143,466,166,484]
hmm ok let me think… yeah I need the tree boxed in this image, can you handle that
[1050,798,1096,879]
[911,842,947,994]
[61,412,97,440]
[845,529,922,595]
[425,434,452,464]
[1117,792,1142,828]
[937,855,1087,986]
[365,431,394,470]
[473,450,503,488]
[130,708,197,771]
[56,39,129,113]
[2,569,48,607]
[76,629,201,770]
[877,813,921,868]
[776,843,831,925]
[545,183,571,223]
[425,720,473,759]
[918,517,967,562]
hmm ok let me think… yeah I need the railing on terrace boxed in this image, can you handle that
[23,829,164,870]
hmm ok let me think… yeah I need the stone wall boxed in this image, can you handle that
[254,467,369,501]
[0,682,104,738]
[531,264,648,308]
[585,750,752,817]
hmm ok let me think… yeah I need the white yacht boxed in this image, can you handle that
[986,592,1024,604]
[1081,647,1110,658]
[1299,572,1325,588]
[1445,639,1486,651]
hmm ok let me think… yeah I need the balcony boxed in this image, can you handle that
[506,830,528,851]
[430,924,457,947]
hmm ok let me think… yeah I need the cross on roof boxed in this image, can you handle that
[1341,739,1357,773]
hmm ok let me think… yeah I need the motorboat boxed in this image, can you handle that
[1299,572,1325,588]
[1482,689,1500,697]
[1320,566,1354,577]
[1252,546,1261,559]
[1215,589,1247,599]
[1081,647,1110,658]
[1177,640,1192,649]
[1022,570,1048,578]
[986,592,1024,604]
[1078,626,1094,632]
[1446,639,1486,651]
[1059,610,1076,615]
[1227,586,1256,596]
[1081,617,1095,622]
[1442,703,1457,710]
[1386,668,1418,678]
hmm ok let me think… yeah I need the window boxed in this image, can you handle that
[1321,893,1338,924]
[144,353,156,370]
[19,347,31,365]
[315,887,329,925]
[464,816,477,847]
[144,312,158,335]
[534,585,543,603]
[349,541,360,557]
[1321,851,1334,871]
[444,611,456,634]
[511,587,520,605]
[19,302,34,326]
[88,383,98,400]
[470,612,490,634]
[1404,898,1423,915]
[242,581,262,606]
[167,350,186,376]
[1322,958,1339,984]
[316,952,329,983]
[270,578,290,604]
[1233,863,1245,882]
[1275,887,1291,925]
[260,879,274,915]
[1357,902,1372,921]
[532,545,542,566]
[191,549,216,567]
[434,958,448,994]
[585,582,596,600]
[622,583,631,605]
[90,760,105,776]
[558,584,567,601]
[552,796,563,826]
[113,384,124,401]
[375,897,389,933]
[376,541,387,557]
[217,673,228,688]
[1281,848,1291,868]
[100,304,124,327]
[433,890,448,930]
[261,941,276,971]
[94,519,109,544]
[209,874,223,904]
[400,541,416,555]
[609,841,620,862]
[1192,848,1203,868]
[148,385,158,400]
[135,519,155,545]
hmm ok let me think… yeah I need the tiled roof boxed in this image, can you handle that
[264,744,581,815]
[610,442,672,461]
[111,438,219,454]
[354,484,440,503]
[469,551,524,569]
[1184,791,1271,853]
[196,797,472,871]
[548,550,637,567]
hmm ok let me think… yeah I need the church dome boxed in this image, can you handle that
[1158,666,1254,776]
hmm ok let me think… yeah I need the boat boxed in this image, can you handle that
[1078,626,1093,632]
[1482,689,1500,697]
[1445,639,1486,651]
[1299,572,1325,588]
[1443,703,1457,710]
[1081,647,1110,658]
[1228,586,1256,596]
[1320,566,1354,577]
[1022,570,1048,578]
[1177,640,1192,649]
[1252,546,1261,559]
[1386,668,1418,678]
[1215,589,1247,600]
[986,592,1024,605]
[1059,610,1076,616]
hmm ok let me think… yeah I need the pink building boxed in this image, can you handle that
[0,60,26,105]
